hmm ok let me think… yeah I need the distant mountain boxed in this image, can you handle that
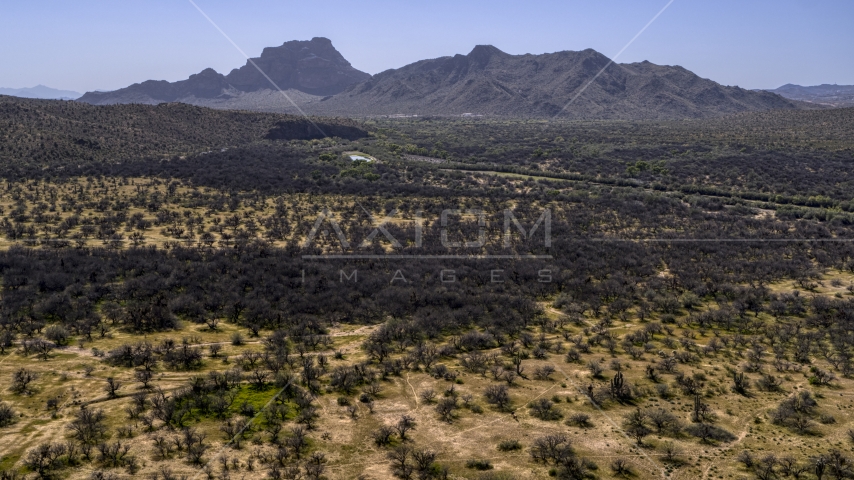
[0,85,81,100]
[78,40,812,119]
[765,84,854,107]
[308,45,807,119]
[78,37,370,105]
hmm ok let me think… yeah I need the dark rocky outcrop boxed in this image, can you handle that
[264,118,368,141]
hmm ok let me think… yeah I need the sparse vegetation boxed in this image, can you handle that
[2,99,854,478]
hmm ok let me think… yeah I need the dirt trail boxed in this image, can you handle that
[405,373,419,410]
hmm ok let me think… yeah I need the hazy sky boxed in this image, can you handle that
[2,0,852,93]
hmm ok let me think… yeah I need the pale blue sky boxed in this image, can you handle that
[1,0,852,93]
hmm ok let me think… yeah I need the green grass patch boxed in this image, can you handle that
[230,384,280,414]
[0,455,20,471]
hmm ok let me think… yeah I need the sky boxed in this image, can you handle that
[1,0,853,93]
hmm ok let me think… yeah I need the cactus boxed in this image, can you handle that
[691,394,713,423]
[645,364,658,382]
[732,371,748,395]
[610,371,628,400]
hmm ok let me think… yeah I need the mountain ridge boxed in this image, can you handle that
[765,84,854,107]
[311,44,806,119]
[78,39,815,119]
[78,37,370,105]
[0,85,81,100]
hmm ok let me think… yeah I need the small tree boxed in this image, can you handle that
[419,389,436,404]
[622,409,651,445]
[436,398,458,423]
[395,415,417,441]
[372,426,395,446]
[484,384,511,411]
[611,458,632,477]
[0,330,14,355]
[0,401,17,427]
[586,360,603,378]
[530,399,563,421]
[134,369,153,389]
[661,441,682,463]
[387,445,414,479]
[12,368,37,394]
[411,449,437,476]
[105,377,122,398]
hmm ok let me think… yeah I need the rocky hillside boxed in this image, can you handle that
[312,45,808,119]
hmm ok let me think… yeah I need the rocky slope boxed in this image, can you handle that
[311,45,806,119]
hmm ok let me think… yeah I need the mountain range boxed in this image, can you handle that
[78,38,813,119]
[0,85,81,100]
[765,84,854,108]
[78,37,369,106]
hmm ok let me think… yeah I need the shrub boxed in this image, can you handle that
[484,385,511,411]
[819,414,836,424]
[44,325,70,345]
[684,423,736,443]
[529,399,563,421]
[477,473,515,480]
[567,413,592,428]
[466,459,493,471]
[0,402,16,427]
[611,458,632,476]
[497,440,522,451]
[372,426,395,446]
[239,401,257,417]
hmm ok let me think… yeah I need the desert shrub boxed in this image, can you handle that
[819,414,836,424]
[44,325,70,345]
[0,402,16,427]
[567,413,592,428]
[372,426,395,446]
[771,391,819,433]
[497,440,522,451]
[466,459,493,470]
[477,473,516,480]
[529,399,563,421]
[684,423,736,443]
[611,458,632,476]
